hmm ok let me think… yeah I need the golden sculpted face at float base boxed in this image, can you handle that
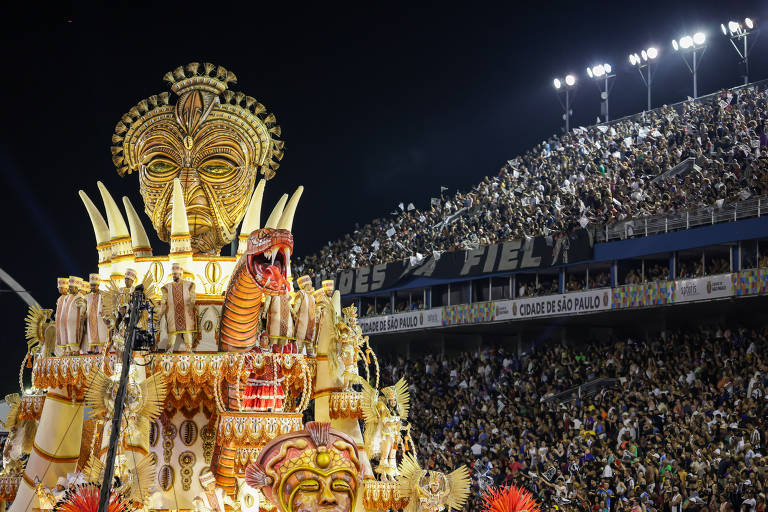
[110,62,284,253]
[245,422,361,512]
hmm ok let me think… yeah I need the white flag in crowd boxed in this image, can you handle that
[398,202,405,210]
[739,189,752,200]
[597,125,609,133]
[419,215,426,222]
[715,199,725,209]
[433,250,442,261]
[431,197,441,206]
[386,227,396,238]
[407,203,415,211]
[652,130,662,138]
[579,216,589,228]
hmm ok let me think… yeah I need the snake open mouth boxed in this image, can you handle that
[248,244,291,294]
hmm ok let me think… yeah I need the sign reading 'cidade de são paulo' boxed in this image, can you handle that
[495,288,612,320]
[358,309,442,335]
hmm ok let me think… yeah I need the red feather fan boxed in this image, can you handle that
[53,483,136,512]
[480,485,542,512]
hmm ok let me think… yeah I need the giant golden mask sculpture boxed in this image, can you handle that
[110,63,284,253]
[245,422,361,512]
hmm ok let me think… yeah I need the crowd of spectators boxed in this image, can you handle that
[296,85,768,280]
[382,325,768,512]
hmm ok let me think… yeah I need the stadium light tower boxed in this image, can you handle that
[629,47,658,111]
[586,63,614,121]
[673,32,707,98]
[553,74,576,133]
[721,18,758,84]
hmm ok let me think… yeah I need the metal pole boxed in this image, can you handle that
[605,77,610,121]
[647,64,652,111]
[98,285,144,512]
[744,35,749,85]
[565,88,570,133]
[693,50,698,98]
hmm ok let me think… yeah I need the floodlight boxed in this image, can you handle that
[586,67,593,78]
[605,63,612,74]
[629,54,636,65]
[641,50,648,61]
[693,32,706,45]
[680,36,693,49]
[553,78,561,89]
[745,17,754,29]
[595,64,606,77]
[647,47,658,59]
[721,23,728,35]
[728,21,740,34]
[565,74,575,86]
[672,40,679,51]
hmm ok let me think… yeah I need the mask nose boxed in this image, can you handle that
[178,167,206,206]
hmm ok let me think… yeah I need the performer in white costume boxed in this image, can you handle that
[193,469,240,512]
[82,273,108,354]
[159,263,197,353]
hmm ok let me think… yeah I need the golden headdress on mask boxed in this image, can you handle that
[110,63,284,253]
[245,422,361,512]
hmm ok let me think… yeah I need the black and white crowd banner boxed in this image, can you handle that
[321,229,594,295]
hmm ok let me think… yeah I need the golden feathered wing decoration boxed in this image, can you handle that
[85,368,168,437]
[84,453,157,501]
[397,453,471,512]
[391,377,411,420]
[100,279,123,321]
[2,394,21,431]
[3,393,36,456]
[140,271,157,300]
[360,380,382,456]
[24,304,52,353]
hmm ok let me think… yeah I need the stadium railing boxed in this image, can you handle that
[596,195,767,242]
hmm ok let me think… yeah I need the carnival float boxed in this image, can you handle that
[0,63,480,512]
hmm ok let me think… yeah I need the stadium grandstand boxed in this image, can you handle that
[292,42,768,512]
[295,80,768,284]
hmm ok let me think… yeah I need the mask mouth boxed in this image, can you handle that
[248,244,291,294]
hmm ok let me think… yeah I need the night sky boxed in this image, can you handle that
[0,2,765,393]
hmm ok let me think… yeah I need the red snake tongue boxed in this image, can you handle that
[263,265,288,289]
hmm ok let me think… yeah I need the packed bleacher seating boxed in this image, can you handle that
[296,85,768,279]
[383,325,768,511]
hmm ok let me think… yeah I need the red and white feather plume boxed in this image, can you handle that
[53,483,135,512]
[480,485,541,512]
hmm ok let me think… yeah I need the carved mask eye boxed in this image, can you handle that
[146,159,178,176]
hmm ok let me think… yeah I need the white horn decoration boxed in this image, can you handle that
[78,190,109,246]
[122,196,153,256]
[170,178,193,255]
[263,194,288,229]
[171,178,190,237]
[237,180,266,255]
[241,179,266,233]
[277,186,304,231]
[97,181,130,241]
